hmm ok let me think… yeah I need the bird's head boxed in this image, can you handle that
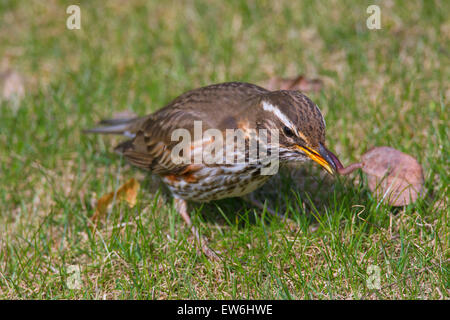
[257,90,343,174]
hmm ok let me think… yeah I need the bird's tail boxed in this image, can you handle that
[83,114,139,138]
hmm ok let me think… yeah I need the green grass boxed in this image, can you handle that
[0,0,448,299]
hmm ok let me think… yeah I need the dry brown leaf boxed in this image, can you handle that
[361,147,424,206]
[263,75,323,92]
[337,146,424,206]
[0,69,25,101]
[91,178,140,224]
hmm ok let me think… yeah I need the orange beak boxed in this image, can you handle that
[296,144,343,175]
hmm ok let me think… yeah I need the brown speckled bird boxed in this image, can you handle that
[86,82,342,258]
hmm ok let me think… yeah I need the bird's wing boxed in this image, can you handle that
[114,110,203,175]
[116,82,269,174]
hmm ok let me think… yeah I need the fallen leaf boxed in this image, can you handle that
[336,147,424,206]
[361,147,424,206]
[0,69,25,101]
[263,75,323,92]
[91,178,140,224]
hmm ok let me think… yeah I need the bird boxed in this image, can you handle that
[85,82,343,259]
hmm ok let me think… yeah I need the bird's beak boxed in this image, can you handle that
[296,143,343,175]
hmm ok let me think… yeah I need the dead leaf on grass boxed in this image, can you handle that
[91,178,140,225]
[263,75,323,92]
[361,147,424,206]
[337,146,424,206]
[0,69,25,101]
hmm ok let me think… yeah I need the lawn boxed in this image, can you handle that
[0,0,448,299]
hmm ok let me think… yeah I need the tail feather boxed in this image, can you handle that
[84,116,138,138]
[83,123,134,136]
[99,117,138,126]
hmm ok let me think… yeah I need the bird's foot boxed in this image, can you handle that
[190,225,220,260]
[175,197,220,260]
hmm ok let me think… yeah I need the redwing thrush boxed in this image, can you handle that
[86,82,343,259]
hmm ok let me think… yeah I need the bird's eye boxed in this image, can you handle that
[283,126,294,137]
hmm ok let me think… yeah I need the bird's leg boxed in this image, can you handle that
[244,193,283,218]
[174,197,219,260]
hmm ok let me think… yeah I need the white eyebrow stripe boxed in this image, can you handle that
[261,100,310,144]
[262,101,295,130]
